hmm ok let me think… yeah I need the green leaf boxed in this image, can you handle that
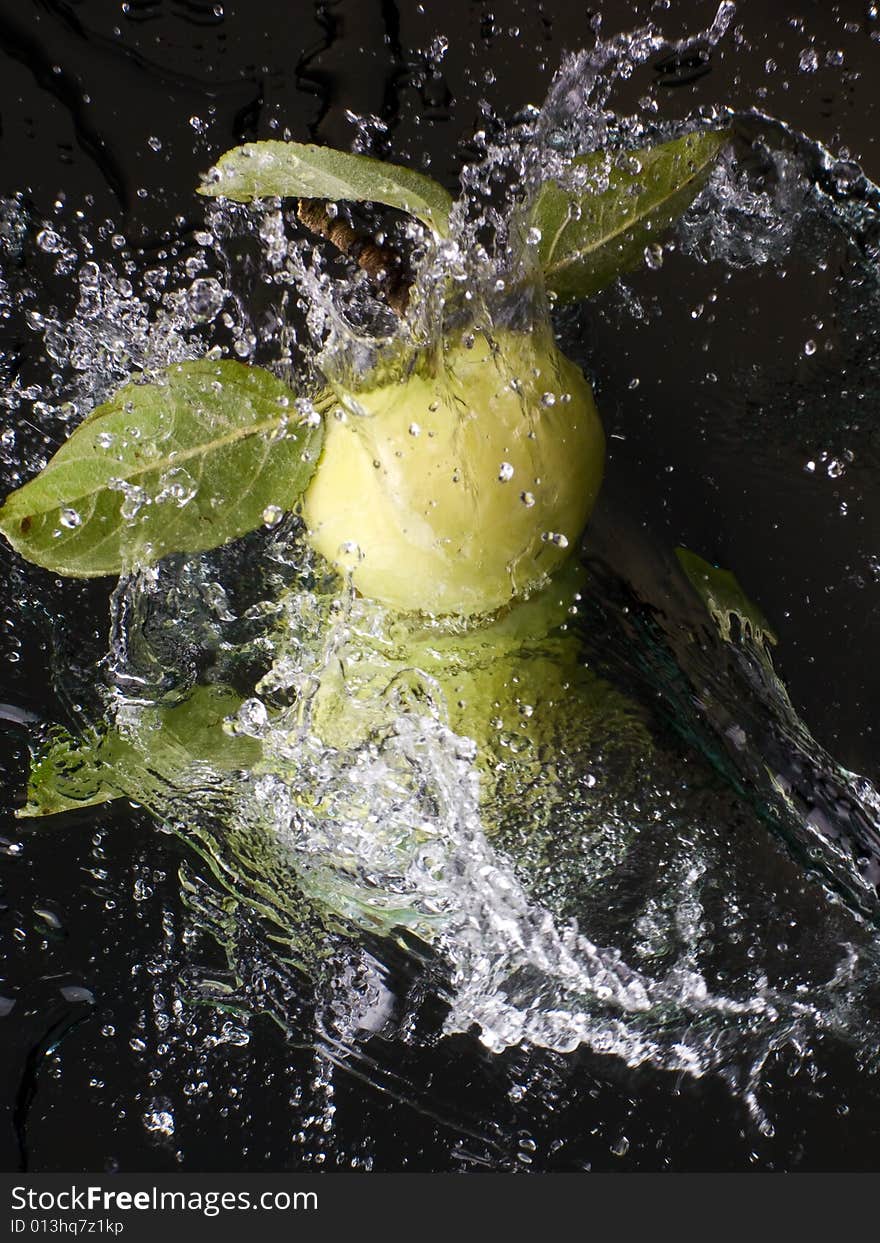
[20,685,259,819]
[531,129,728,302]
[0,359,323,578]
[676,547,777,647]
[197,141,454,237]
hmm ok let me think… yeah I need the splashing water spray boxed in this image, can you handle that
[4,2,880,1126]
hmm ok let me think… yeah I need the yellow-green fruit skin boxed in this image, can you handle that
[302,330,604,616]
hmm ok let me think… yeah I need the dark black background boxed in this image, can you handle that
[1,0,879,1172]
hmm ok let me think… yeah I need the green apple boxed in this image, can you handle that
[302,326,604,616]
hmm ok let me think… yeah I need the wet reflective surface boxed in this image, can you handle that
[2,0,880,1171]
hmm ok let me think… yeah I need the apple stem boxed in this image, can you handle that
[296,198,411,316]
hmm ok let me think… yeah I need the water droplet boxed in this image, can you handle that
[262,505,283,528]
[115,482,148,521]
[213,1021,250,1047]
[498,461,514,482]
[33,906,64,932]
[59,508,82,529]
[799,48,819,72]
[36,228,62,253]
[804,339,817,356]
[520,491,536,507]
[234,698,268,738]
[144,1108,175,1137]
[133,878,154,902]
[60,985,95,1004]
[155,467,197,508]
[187,277,226,321]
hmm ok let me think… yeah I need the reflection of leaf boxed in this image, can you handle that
[20,685,258,819]
[0,360,322,578]
[135,684,261,772]
[22,727,124,818]
[531,129,728,301]
[676,547,777,646]
[198,141,454,237]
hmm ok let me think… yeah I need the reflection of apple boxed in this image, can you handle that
[302,328,605,616]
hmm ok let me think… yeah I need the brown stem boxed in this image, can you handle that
[296,198,411,316]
